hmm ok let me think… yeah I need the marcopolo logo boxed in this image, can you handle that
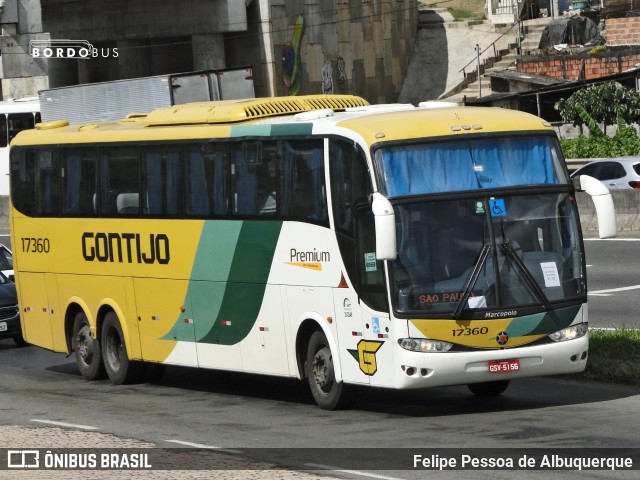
[29,40,118,59]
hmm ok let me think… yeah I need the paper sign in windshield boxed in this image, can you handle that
[540,262,561,287]
[468,296,487,308]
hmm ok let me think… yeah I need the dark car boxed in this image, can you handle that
[0,271,24,346]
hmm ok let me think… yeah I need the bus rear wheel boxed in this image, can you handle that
[306,330,354,410]
[467,380,510,397]
[101,312,143,384]
[72,311,106,380]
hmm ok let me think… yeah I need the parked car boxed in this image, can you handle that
[0,244,13,281]
[0,270,24,346]
[570,157,640,189]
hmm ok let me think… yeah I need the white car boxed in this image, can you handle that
[570,157,640,189]
[0,244,13,281]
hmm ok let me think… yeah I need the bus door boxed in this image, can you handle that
[334,207,392,386]
[134,278,198,366]
[353,207,393,387]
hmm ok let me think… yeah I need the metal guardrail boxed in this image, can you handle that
[565,158,590,173]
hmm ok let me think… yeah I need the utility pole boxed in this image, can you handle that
[476,44,482,98]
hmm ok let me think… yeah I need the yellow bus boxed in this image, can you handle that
[9,95,616,409]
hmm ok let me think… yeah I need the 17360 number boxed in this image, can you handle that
[21,237,50,253]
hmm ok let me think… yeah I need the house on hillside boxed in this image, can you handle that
[469,1,640,122]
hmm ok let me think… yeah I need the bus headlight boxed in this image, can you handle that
[548,323,588,342]
[398,338,453,352]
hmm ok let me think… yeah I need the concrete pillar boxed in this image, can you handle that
[46,58,78,88]
[117,40,151,78]
[192,33,226,70]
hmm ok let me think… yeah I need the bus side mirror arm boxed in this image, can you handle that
[371,192,397,261]
[574,174,617,239]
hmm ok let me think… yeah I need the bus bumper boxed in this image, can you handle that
[390,335,588,389]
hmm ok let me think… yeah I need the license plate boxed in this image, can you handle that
[488,359,520,373]
[0,321,6,332]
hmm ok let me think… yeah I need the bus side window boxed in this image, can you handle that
[279,140,327,224]
[355,207,388,311]
[99,146,140,216]
[329,139,373,295]
[60,148,97,216]
[185,143,227,217]
[0,114,7,148]
[36,150,58,216]
[10,148,37,216]
[142,146,182,216]
[329,140,372,235]
[8,113,36,142]
[231,141,277,216]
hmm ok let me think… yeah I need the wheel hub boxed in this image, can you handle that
[77,326,94,363]
[312,347,334,393]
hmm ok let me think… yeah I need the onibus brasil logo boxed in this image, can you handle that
[29,40,118,59]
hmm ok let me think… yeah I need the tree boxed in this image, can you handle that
[555,81,640,135]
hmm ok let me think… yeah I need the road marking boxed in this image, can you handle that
[584,238,640,241]
[306,464,404,480]
[31,419,99,430]
[589,284,640,296]
[164,439,242,454]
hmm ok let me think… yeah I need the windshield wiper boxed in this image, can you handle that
[499,242,552,311]
[452,244,492,320]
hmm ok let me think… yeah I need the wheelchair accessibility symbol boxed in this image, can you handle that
[489,199,506,217]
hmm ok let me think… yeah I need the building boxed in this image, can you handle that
[1,0,418,104]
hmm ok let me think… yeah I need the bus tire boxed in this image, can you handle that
[467,380,510,397]
[306,330,355,410]
[72,311,106,380]
[101,312,143,385]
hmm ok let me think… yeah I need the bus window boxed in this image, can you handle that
[355,207,388,311]
[10,148,37,216]
[8,113,37,143]
[99,146,140,216]
[280,140,327,224]
[231,141,277,216]
[60,148,97,216]
[329,140,371,234]
[185,143,227,217]
[142,146,182,216]
[36,150,58,216]
[0,114,7,148]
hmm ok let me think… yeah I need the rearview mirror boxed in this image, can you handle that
[371,192,397,260]
[575,174,617,239]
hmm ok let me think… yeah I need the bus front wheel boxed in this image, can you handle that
[101,312,143,384]
[467,380,510,397]
[72,311,106,380]
[306,330,355,410]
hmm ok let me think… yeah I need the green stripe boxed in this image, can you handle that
[506,305,581,337]
[165,220,283,345]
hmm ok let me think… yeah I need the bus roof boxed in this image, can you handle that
[11,95,553,147]
[0,98,40,114]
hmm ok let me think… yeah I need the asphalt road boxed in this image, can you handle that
[0,343,639,479]
[583,236,640,328]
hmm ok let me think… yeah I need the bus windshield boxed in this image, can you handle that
[374,135,567,197]
[391,193,585,316]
